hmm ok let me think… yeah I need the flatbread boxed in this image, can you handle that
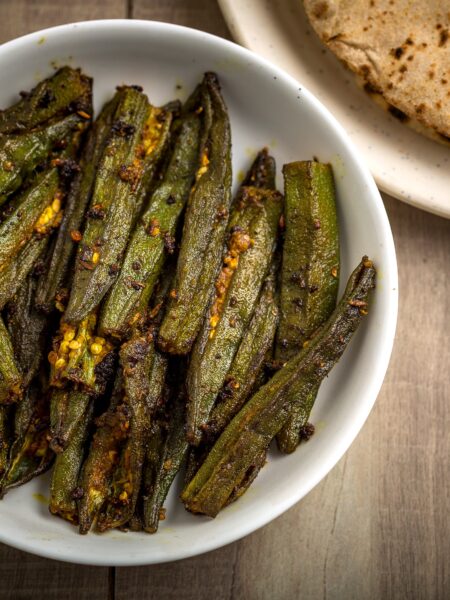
[304,0,450,142]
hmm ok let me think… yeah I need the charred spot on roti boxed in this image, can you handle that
[388,105,409,122]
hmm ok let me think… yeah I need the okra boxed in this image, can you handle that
[225,447,267,506]
[0,315,22,404]
[207,271,279,438]
[49,314,115,395]
[0,236,50,310]
[96,337,167,531]
[99,112,201,339]
[35,95,120,313]
[0,67,92,134]
[0,112,83,204]
[276,161,339,453]
[77,370,128,534]
[49,387,91,453]
[143,388,188,533]
[181,258,376,516]
[64,89,172,324]
[49,401,94,524]
[158,72,233,355]
[0,168,61,271]
[6,273,49,387]
[1,388,54,494]
[0,406,12,479]
[186,178,282,445]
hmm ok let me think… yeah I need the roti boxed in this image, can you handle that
[304,0,450,143]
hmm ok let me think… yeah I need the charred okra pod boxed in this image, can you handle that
[6,273,49,388]
[49,401,94,524]
[142,386,188,533]
[77,371,128,534]
[49,388,92,453]
[0,406,12,479]
[181,258,375,517]
[0,315,23,404]
[0,168,62,272]
[96,341,168,531]
[185,154,282,445]
[0,112,84,205]
[99,111,201,339]
[276,161,339,453]
[36,95,120,313]
[207,270,279,438]
[158,72,233,355]
[64,89,172,324]
[1,387,54,494]
[0,67,92,134]
[0,236,50,310]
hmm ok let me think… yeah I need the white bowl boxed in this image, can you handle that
[0,20,397,566]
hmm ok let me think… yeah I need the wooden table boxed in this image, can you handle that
[0,2,448,599]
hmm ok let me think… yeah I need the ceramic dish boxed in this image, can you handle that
[0,20,397,565]
[218,0,450,218]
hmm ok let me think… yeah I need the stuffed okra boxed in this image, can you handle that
[276,161,339,453]
[64,88,173,323]
[158,72,233,355]
[181,258,375,517]
[185,151,282,445]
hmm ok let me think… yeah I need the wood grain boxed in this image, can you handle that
[0,0,126,44]
[0,2,449,599]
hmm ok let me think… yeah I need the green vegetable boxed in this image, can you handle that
[0,67,92,134]
[185,163,282,445]
[49,388,92,453]
[64,89,172,324]
[142,386,187,533]
[96,340,167,531]
[1,388,54,494]
[0,236,51,310]
[0,315,22,404]
[35,94,120,313]
[276,161,339,453]
[181,258,375,517]
[0,168,60,272]
[49,401,94,524]
[99,111,201,339]
[6,273,49,388]
[158,72,233,355]
[0,112,83,205]
[207,269,279,438]
[77,370,127,534]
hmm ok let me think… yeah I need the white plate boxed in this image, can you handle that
[219,0,450,218]
[0,20,397,565]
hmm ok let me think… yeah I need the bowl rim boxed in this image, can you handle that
[0,18,398,566]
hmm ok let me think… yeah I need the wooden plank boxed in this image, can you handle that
[131,0,231,39]
[0,546,110,600]
[0,0,126,44]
